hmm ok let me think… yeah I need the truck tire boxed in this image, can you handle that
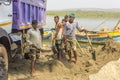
[0,44,8,80]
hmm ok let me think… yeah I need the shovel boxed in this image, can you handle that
[75,39,89,57]
[86,32,96,61]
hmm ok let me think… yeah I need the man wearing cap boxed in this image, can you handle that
[63,13,86,64]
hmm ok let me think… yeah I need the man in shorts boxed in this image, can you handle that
[52,19,67,60]
[26,20,42,76]
[63,13,86,64]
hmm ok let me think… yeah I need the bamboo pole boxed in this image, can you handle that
[113,19,120,31]
[92,19,108,30]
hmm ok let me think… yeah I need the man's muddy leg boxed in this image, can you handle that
[31,60,36,76]
[73,51,77,64]
[68,50,72,62]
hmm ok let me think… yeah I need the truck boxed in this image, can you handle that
[0,0,46,79]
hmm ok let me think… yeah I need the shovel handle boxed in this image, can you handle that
[86,32,96,61]
[86,32,93,49]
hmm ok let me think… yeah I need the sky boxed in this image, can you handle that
[47,0,120,10]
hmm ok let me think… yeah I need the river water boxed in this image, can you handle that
[45,16,119,31]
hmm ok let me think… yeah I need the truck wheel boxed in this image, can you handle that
[0,44,8,80]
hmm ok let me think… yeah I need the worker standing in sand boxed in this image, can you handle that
[63,13,86,64]
[54,16,60,30]
[52,19,67,60]
[52,16,60,42]
[26,20,42,76]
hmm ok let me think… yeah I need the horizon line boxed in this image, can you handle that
[47,7,120,11]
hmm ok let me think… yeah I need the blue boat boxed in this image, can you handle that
[76,31,120,45]
[43,29,53,39]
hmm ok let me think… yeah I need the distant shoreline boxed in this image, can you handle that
[47,11,120,18]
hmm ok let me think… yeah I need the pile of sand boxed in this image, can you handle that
[8,40,120,80]
[89,58,120,80]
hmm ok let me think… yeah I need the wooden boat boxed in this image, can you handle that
[76,31,120,45]
[43,29,52,39]
[76,20,120,45]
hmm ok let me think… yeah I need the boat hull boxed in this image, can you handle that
[43,29,52,39]
[76,31,120,45]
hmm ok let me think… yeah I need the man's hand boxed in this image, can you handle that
[63,38,66,44]
[51,28,55,31]
[52,38,55,45]
[80,29,88,33]
[83,29,88,33]
[63,35,67,44]
[64,40,67,44]
[31,44,35,47]
[31,44,36,48]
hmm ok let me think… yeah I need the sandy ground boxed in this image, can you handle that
[8,41,120,80]
[89,58,120,80]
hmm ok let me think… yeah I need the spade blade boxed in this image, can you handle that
[92,50,96,61]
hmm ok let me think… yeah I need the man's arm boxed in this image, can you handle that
[53,23,61,39]
[63,25,67,43]
[76,22,86,32]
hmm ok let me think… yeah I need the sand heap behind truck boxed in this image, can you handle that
[0,0,47,79]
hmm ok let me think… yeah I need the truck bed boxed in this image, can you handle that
[12,0,46,30]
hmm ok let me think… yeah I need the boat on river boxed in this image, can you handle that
[76,20,120,45]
